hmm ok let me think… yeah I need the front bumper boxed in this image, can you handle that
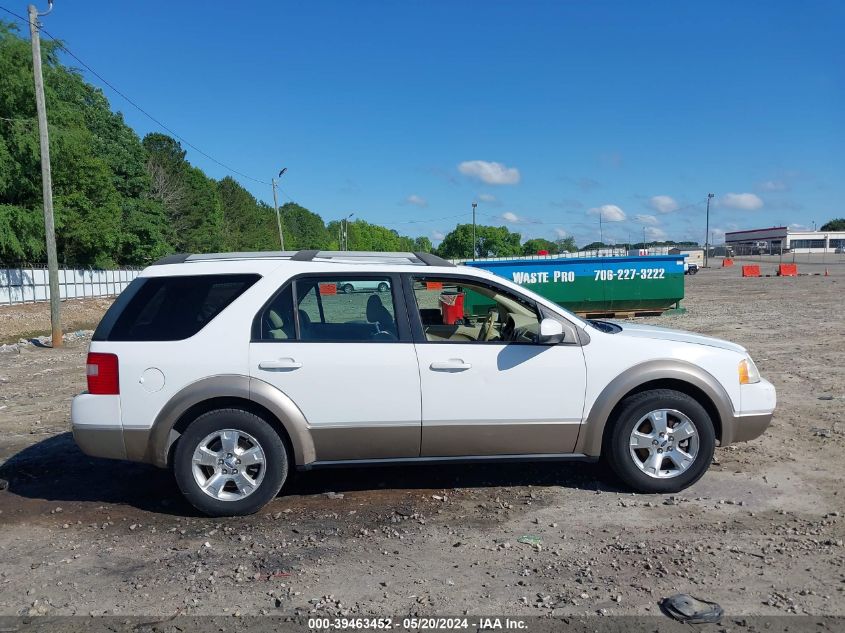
[726,378,777,444]
[71,393,126,460]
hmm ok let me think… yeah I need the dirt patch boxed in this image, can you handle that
[0,266,842,617]
[0,298,115,343]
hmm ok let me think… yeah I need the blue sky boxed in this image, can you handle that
[17,0,845,246]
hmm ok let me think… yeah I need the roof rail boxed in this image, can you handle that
[287,251,455,267]
[413,252,455,267]
[150,250,456,267]
[152,253,191,265]
[290,249,319,261]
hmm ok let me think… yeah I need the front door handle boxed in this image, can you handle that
[258,358,303,371]
[430,359,472,372]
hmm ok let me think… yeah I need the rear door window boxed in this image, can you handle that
[102,274,260,341]
[297,277,398,342]
[254,276,400,342]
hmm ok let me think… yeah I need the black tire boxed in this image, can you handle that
[604,389,715,494]
[341,283,354,294]
[377,282,389,293]
[173,408,288,517]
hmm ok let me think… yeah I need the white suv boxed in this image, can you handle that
[72,250,776,516]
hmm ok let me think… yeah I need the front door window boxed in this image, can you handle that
[411,277,542,344]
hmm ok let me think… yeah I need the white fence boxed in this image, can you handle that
[0,266,141,305]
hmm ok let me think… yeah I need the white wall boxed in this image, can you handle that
[0,267,140,305]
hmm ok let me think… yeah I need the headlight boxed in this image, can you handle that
[739,356,761,385]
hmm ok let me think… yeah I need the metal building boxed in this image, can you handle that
[725,226,845,254]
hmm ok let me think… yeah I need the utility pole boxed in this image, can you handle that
[271,167,287,250]
[704,192,714,268]
[28,2,61,347]
[642,226,647,251]
[471,202,477,260]
[599,213,604,246]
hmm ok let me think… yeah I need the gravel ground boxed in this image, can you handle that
[0,260,842,619]
[0,298,114,344]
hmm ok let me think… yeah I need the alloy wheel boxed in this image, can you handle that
[191,429,267,501]
[628,409,700,479]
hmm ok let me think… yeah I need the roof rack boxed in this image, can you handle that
[151,250,455,267]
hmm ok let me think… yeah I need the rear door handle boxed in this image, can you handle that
[258,358,303,371]
[430,359,472,371]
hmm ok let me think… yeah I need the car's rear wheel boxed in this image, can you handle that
[377,282,389,293]
[341,283,354,294]
[605,389,715,493]
[174,408,287,516]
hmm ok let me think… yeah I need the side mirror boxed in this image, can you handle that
[538,318,565,345]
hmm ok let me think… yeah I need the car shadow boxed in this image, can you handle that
[0,433,621,516]
[0,432,196,516]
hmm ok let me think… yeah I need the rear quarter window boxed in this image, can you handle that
[96,274,260,341]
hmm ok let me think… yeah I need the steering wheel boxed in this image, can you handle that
[478,308,497,341]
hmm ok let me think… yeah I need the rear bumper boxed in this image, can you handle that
[72,425,127,460]
[71,393,126,460]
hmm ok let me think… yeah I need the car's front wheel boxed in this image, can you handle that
[173,408,288,516]
[341,283,354,294]
[605,389,715,494]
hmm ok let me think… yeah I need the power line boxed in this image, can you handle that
[0,5,26,22]
[1,4,270,186]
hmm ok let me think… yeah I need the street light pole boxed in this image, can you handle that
[599,213,604,246]
[271,167,287,250]
[343,213,354,250]
[28,2,62,347]
[471,202,477,260]
[705,192,714,268]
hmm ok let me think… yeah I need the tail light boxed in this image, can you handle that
[86,352,119,394]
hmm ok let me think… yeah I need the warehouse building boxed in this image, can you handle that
[725,226,845,254]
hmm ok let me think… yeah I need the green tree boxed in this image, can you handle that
[342,219,415,252]
[436,224,522,259]
[413,236,432,252]
[820,218,845,231]
[180,166,224,252]
[555,236,578,252]
[522,238,559,255]
[142,133,223,253]
[218,176,278,252]
[581,241,608,250]
[1,21,168,265]
[280,202,330,250]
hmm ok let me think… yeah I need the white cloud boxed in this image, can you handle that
[501,211,523,224]
[405,194,427,207]
[644,226,667,241]
[757,179,788,192]
[587,204,626,222]
[554,228,569,239]
[648,195,679,214]
[458,160,521,185]
[432,230,446,241]
[634,214,659,225]
[720,192,764,210]
[478,193,497,203]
